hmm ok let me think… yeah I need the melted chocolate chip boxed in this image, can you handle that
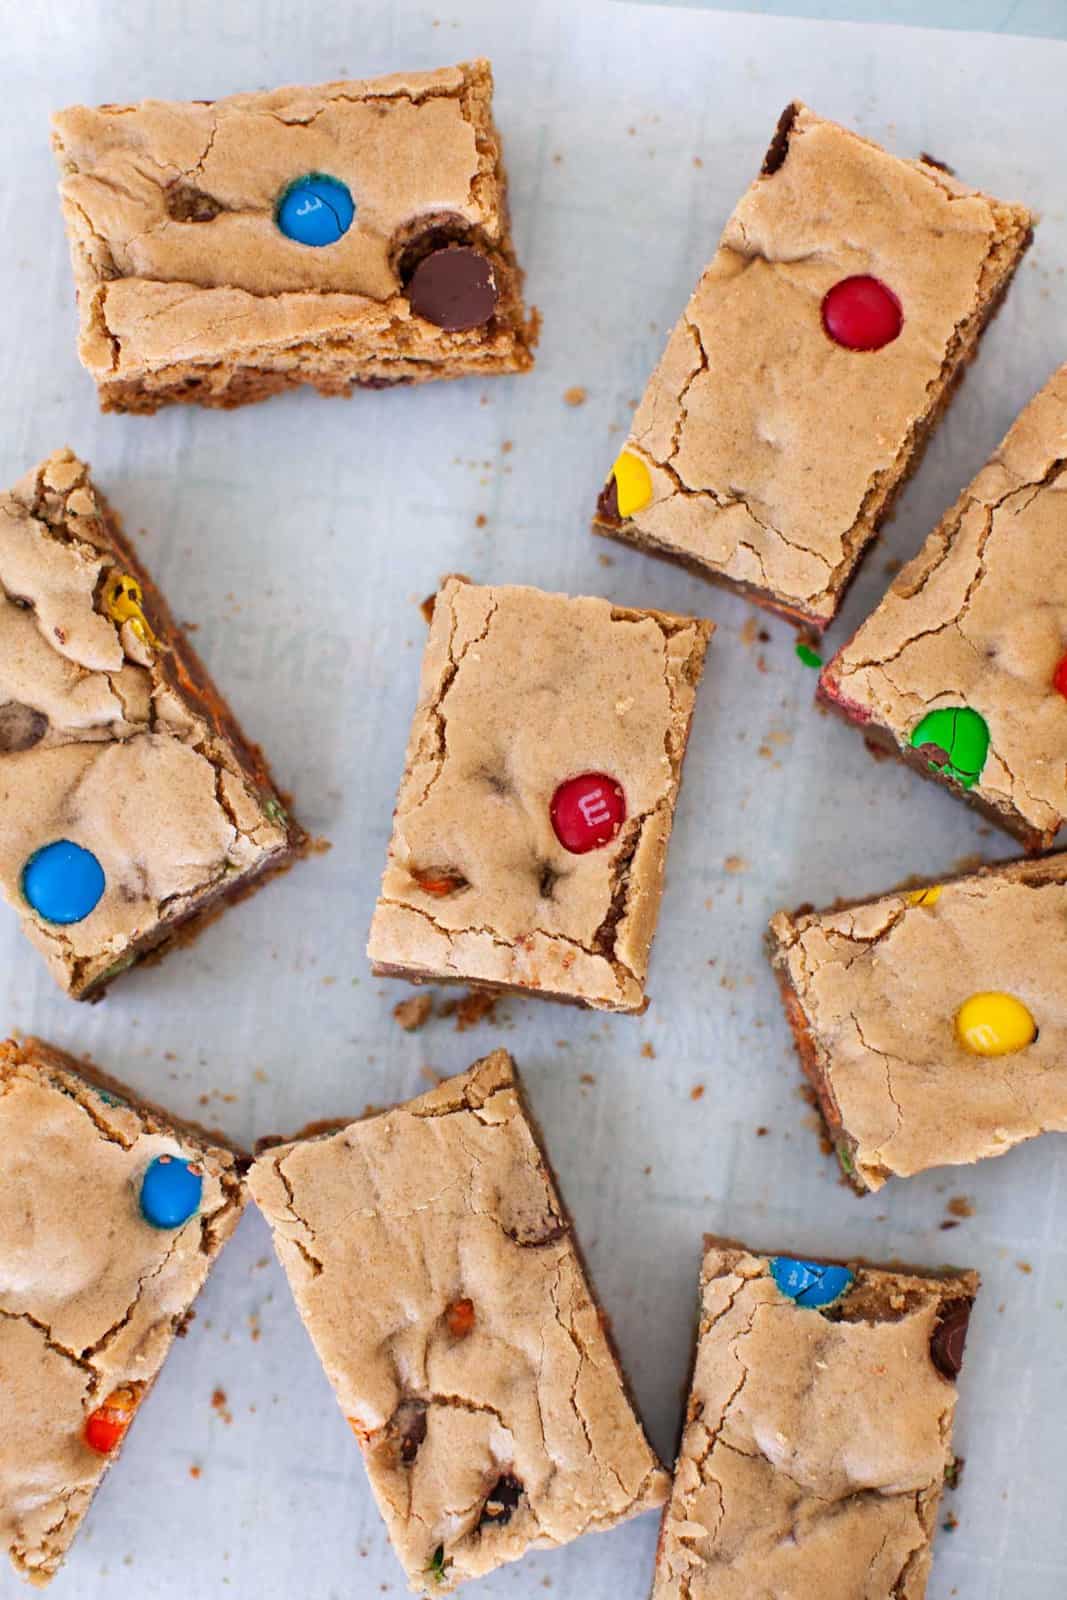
[596,474,621,525]
[0,702,48,753]
[762,102,800,176]
[407,246,497,331]
[916,742,950,766]
[931,1304,972,1380]
[390,1399,428,1463]
[479,1473,523,1528]
[165,183,224,223]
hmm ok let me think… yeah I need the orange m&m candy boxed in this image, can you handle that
[84,1386,138,1455]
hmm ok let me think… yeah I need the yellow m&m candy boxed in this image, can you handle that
[955,992,1036,1057]
[610,450,653,518]
[908,885,942,908]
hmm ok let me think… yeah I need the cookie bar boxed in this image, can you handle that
[769,853,1067,1191]
[0,449,304,998]
[0,1036,246,1584]
[367,577,712,1013]
[52,59,537,413]
[820,364,1067,849]
[249,1050,667,1594]
[593,102,1032,630]
[651,1237,977,1600]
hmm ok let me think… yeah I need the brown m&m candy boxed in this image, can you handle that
[407,246,498,331]
[930,1303,972,1380]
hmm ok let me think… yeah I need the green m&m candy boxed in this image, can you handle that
[909,707,989,790]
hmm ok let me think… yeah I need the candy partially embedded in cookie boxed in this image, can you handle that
[406,245,498,330]
[21,840,105,925]
[909,706,989,789]
[140,1154,203,1229]
[1053,652,1067,698]
[604,450,653,519]
[104,572,161,651]
[955,991,1036,1056]
[822,275,903,351]
[84,1387,139,1455]
[550,774,626,854]
[908,885,942,907]
[276,174,355,246]
[930,1304,972,1380]
[770,1255,854,1308]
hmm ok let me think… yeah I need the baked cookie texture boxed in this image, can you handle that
[0,449,304,998]
[366,578,712,1012]
[249,1050,667,1593]
[651,1239,977,1600]
[0,1037,246,1585]
[768,854,1067,1191]
[821,364,1067,850]
[593,102,1032,629]
[52,59,537,412]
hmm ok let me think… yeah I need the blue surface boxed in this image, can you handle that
[139,1156,204,1230]
[276,174,355,246]
[21,839,105,925]
[642,0,1067,36]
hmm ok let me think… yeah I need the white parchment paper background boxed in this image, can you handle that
[1,2,1065,1596]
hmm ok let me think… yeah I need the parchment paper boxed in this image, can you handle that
[2,2,1065,1595]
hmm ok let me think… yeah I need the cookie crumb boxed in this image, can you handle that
[690,1084,705,1101]
[393,993,433,1033]
[947,1195,974,1219]
[724,855,748,874]
[563,386,587,407]
[641,1041,656,1060]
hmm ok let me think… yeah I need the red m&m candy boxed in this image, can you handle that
[822,275,903,352]
[1053,652,1067,699]
[550,774,626,854]
[84,1387,138,1454]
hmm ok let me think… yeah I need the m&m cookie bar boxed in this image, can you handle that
[0,449,304,998]
[651,1237,977,1600]
[769,853,1067,1192]
[366,577,713,1013]
[0,1037,246,1584]
[593,103,1032,630]
[249,1050,668,1593]
[821,364,1067,849]
[52,60,536,413]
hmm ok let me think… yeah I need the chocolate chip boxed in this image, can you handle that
[596,474,621,525]
[538,863,559,900]
[479,1473,523,1528]
[0,702,48,753]
[930,1303,971,1380]
[762,102,800,176]
[165,183,224,223]
[390,1399,428,1463]
[407,246,497,331]
[915,742,950,766]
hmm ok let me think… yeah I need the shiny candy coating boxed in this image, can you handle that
[907,885,942,907]
[104,572,161,650]
[910,706,990,789]
[550,774,626,854]
[822,275,903,351]
[770,1255,854,1309]
[1053,652,1067,699]
[21,840,105,925]
[276,174,355,246]
[955,992,1036,1056]
[609,451,653,518]
[84,1387,138,1455]
[139,1153,203,1229]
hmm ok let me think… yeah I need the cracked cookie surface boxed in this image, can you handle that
[0,449,299,997]
[249,1050,667,1593]
[593,103,1032,628]
[0,1037,246,1584]
[52,60,536,411]
[367,577,712,1013]
[821,364,1067,847]
[769,854,1067,1190]
[652,1239,976,1600]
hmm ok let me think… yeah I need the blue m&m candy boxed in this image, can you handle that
[276,174,354,246]
[21,840,105,925]
[139,1154,203,1230]
[770,1256,854,1309]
